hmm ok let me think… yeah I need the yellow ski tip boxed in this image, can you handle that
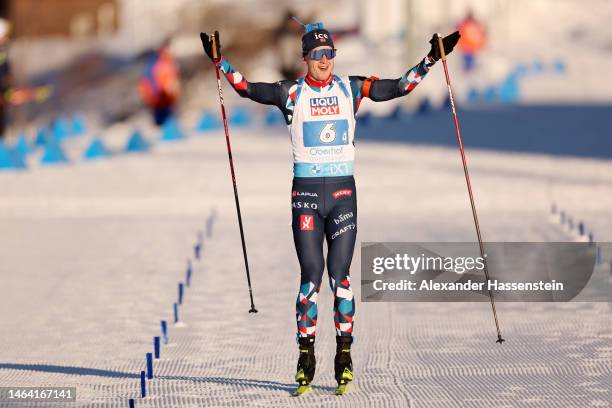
[292,384,312,396]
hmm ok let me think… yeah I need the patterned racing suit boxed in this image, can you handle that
[215,54,435,339]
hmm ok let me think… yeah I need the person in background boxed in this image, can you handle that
[138,43,180,126]
[457,10,487,73]
[0,18,12,139]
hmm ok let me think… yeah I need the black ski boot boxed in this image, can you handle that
[293,337,316,396]
[334,336,353,395]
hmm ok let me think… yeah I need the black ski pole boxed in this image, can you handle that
[436,33,503,343]
[210,31,257,313]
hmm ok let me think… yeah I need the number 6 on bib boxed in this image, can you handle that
[320,122,336,143]
[303,119,349,147]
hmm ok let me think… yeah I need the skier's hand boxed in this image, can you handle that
[428,31,461,61]
[200,31,221,62]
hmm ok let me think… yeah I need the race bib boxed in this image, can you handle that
[303,120,349,147]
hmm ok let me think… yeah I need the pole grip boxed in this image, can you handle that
[211,31,219,60]
[436,33,447,61]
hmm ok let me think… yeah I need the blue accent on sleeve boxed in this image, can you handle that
[349,77,362,115]
[218,58,231,73]
[295,77,305,105]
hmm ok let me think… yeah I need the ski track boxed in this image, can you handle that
[0,128,611,407]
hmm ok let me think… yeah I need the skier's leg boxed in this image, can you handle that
[292,207,325,339]
[324,180,357,391]
[326,205,357,338]
[291,180,325,391]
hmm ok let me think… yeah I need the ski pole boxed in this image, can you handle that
[436,33,504,344]
[210,31,258,314]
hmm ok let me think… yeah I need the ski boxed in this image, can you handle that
[291,337,316,396]
[293,366,313,397]
[335,382,351,395]
[292,384,312,397]
[334,367,353,395]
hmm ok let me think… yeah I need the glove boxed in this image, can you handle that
[428,31,461,61]
[200,31,221,62]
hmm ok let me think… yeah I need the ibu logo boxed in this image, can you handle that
[310,96,339,116]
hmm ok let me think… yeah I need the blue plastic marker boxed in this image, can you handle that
[83,137,111,160]
[578,222,585,236]
[161,320,168,344]
[146,353,153,379]
[129,398,135,408]
[186,262,192,287]
[173,303,179,323]
[125,129,150,153]
[140,371,146,398]
[154,336,160,359]
[196,111,220,132]
[194,243,201,260]
[178,283,184,305]
[596,246,601,265]
[206,214,215,238]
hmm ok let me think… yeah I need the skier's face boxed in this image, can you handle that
[305,46,334,81]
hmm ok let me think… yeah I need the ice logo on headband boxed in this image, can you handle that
[292,17,324,33]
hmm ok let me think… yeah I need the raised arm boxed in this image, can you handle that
[349,31,461,113]
[215,57,288,105]
[201,31,297,123]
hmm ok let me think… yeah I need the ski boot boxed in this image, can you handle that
[293,337,316,396]
[334,336,353,395]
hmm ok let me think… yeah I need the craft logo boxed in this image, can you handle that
[332,189,353,199]
[331,222,356,240]
[300,214,314,231]
[310,96,339,116]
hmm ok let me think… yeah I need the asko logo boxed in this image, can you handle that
[300,214,314,231]
[332,189,353,199]
[310,96,339,116]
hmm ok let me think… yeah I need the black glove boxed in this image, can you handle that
[428,31,461,61]
[200,31,221,62]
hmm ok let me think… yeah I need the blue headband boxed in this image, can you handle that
[292,17,325,33]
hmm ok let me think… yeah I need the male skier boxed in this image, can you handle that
[200,23,460,395]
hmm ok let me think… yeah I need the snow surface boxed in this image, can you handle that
[1,123,611,407]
